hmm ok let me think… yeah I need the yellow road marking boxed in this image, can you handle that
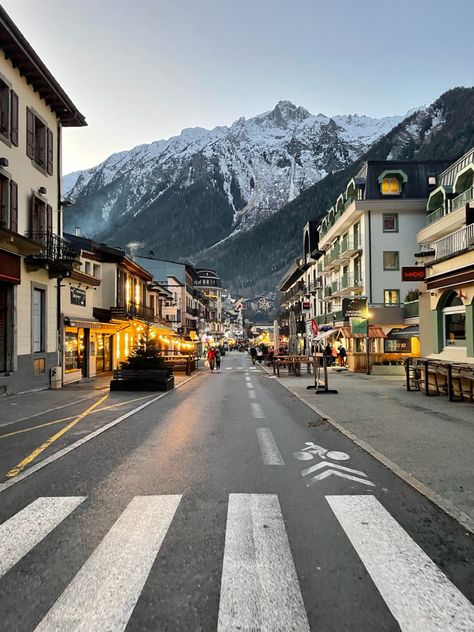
[6,394,108,478]
[0,394,155,441]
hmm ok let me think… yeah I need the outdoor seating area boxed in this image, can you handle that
[161,354,199,376]
[405,357,474,402]
[273,355,313,377]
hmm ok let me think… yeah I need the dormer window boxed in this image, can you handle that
[381,178,401,195]
[378,169,407,197]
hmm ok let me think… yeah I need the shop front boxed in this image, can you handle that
[63,319,119,384]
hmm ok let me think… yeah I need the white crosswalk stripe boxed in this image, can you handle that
[217,493,310,631]
[327,495,474,632]
[0,493,473,631]
[0,497,85,580]
[35,495,181,632]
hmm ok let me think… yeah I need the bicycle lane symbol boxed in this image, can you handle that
[293,442,375,488]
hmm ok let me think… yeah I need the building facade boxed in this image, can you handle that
[195,268,223,337]
[279,160,453,370]
[416,147,474,363]
[0,8,86,394]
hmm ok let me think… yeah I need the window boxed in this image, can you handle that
[0,177,18,232]
[93,263,101,278]
[26,107,53,174]
[30,197,52,234]
[384,289,400,306]
[383,251,399,270]
[383,213,398,232]
[381,178,401,195]
[443,294,466,348]
[0,77,18,146]
[32,287,45,353]
[427,176,437,186]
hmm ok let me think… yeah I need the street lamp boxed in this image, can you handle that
[366,309,373,375]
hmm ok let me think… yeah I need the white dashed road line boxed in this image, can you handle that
[256,428,284,465]
[250,403,265,419]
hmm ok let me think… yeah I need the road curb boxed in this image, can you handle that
[260,364,474,535]
[0,369,206,494]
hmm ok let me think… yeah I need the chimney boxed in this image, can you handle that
[75,227,81,236]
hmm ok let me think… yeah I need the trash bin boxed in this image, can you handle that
[50,366,62,389]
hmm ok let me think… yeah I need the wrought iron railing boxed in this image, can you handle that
[25,231,78,264]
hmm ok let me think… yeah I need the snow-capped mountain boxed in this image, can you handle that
[64,101,402,255]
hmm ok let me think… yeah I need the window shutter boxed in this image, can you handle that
[9,180,17,232]
[10,91,18,146]
[46,128,53,175]
[46,203,52,234]
[26,107,34,158]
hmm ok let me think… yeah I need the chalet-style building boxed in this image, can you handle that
[416,147,474,363]
[0,7,86,394]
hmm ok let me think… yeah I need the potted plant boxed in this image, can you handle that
[110,329,174,391]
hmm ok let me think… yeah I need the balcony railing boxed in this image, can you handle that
[451,186,474,212]
[404,301,419,318]
[111,302,154,322]
[431,223,474,261]
[426,205,445,225]
[282,280,306,304]
[315,310,344,325]
[25,231,78,267]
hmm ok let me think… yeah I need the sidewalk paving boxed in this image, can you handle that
[268,366,474,532]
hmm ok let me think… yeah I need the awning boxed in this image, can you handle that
[388,326,419,338]
[338,326,387,339]
[315,329,337,343]
[65,318,120,332]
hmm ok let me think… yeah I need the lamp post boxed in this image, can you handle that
[366,310,372,375]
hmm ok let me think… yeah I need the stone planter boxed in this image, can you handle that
[110,368,174,391]
[371,364,405,376]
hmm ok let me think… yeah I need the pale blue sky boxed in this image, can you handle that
[3,0,472,173]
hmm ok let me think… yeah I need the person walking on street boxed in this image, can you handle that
[325,343,333,367]
[331,344,339,366]
[338,344,347,367]
[207,347,216,372]
[250,346,257,365]
[256,347,263,364]
[215,347,222,371]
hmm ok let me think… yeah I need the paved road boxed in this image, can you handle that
[0,352,473,631]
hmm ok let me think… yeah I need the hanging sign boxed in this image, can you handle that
[70,287,86,306]
[350,317,368,336]
[343,297,367,319]
[311,319,319,335]
[402,267,425,281]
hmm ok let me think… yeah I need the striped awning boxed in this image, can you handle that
[338,326,387,339]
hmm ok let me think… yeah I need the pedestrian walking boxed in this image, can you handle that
[331,345,339,366]
[325,343,333,367]
[338,344,347,367]
[250,346,257,365]
[256,347,263,364]
[207,347,216,372]
[215,347,222,371]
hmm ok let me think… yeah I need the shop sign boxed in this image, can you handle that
[301,300,311,312]
[70,287,86,306]
[342,297,367,319]
[402,266,425,282]
[384,338,412,353]
[350,317,368,336]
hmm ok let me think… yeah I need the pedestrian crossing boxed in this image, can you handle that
[0,494,473,631]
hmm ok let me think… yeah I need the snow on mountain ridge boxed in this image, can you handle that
[63,101,405,244]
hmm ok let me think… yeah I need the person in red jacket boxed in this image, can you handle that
[207,347,216,372]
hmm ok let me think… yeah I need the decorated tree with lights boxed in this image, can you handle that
[120,324,165,370]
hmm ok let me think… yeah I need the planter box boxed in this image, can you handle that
[110,368,174,391]
[371,365,405,376]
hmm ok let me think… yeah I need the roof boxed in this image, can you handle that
[278,260,309,292]
[0,6,86,127]
[339,326,387,339]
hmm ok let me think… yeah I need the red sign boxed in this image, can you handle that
[302,301,311,311]
[402,267,425,282]
[311,319,319,335]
